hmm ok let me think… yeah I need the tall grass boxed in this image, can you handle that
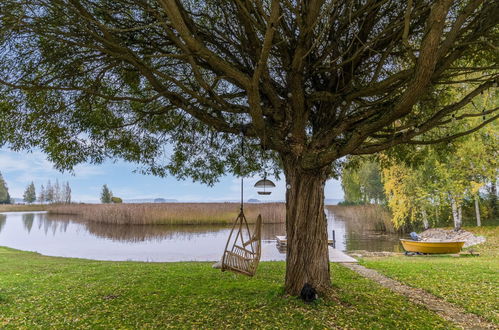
[0,204,48,212]
[326,204,396,233]
[48,203,286,225]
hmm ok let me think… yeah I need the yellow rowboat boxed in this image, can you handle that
[400,239,465,254]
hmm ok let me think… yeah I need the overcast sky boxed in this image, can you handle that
[0,148,344,203]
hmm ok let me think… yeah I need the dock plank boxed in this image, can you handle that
[275,235,335,245]
[274,236,357,263]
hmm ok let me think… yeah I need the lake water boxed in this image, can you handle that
[0,211,403,262]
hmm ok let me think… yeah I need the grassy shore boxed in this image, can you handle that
[361,226,499,324]
[48,202,286,225]
[0,204,48,212]
[0,247,451,329]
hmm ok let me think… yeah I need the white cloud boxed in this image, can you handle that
[0,149,106,198]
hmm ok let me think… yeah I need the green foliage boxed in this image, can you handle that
[23,182,36,204]
[341,163,362,204]
[486,184,498,220]
[341,158,385,205]
[361,226,499,324]
[0,247,451,328]
[381,100,499,229]
[0,172,11,204]
[337,200,363,206]
[100,185,112,204]
[0,0,496,186]
[111,197,122,204]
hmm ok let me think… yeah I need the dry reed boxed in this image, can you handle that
[48,203,286,225]
[0,204,48,212]
[326,204,395,233]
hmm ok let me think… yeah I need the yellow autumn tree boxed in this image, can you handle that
[381,156,436,230]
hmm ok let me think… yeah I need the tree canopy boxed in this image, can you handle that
[381,118,498,230]
[341,157,385,205]
[23,181,36,204]
[100,184,113,203]
[0,172,10,204]
[0,0,497,180]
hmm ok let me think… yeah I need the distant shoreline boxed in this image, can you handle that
[8,198,343,205]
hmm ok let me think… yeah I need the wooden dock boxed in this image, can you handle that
[275,236,357,263]
[276,235,335,245]
[328,247,357,263]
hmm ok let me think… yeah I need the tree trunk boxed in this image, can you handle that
[421,209,429,230]
[474,195,481,227]
[458,204,462,228]
[282,157,330,296]
[488,182,498,219]
[451,197,462,231]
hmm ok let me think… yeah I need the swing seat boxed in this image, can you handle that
[221,213,262,276]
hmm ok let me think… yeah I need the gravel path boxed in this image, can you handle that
[341,263,496,329]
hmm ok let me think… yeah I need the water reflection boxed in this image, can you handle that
[22,213,35,233]
[0,211,402,261]
[44,214,287,243]
[0,214,5,233]
[35,214,70,236]
[329,211,403,252]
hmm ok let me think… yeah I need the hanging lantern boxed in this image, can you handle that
[254,177,276,195]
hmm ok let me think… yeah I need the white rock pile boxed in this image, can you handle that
[419,228,486,248]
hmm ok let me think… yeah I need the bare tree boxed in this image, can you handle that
[0,0,497,295]
[38,185,46,204]
[63,181,72,204]
[45,180,54,204]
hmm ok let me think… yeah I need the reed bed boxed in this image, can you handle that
[0,204,48,212]
[48,202,286,225]
[326,204,395,233]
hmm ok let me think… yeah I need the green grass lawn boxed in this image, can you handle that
[0,247,452,329]
[361,226,499,324]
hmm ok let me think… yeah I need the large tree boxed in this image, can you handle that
[341,157,385,204]
[0,172,11,204]
[100,184,113,203]
[0,0,498,294]
[23,181,37,204]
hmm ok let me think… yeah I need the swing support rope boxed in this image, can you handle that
[220,130,262,277]
[240,131,244,213]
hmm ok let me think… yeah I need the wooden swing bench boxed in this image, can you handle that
[221,212,262,277]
